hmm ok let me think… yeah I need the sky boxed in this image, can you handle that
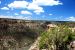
[0,0,75,21]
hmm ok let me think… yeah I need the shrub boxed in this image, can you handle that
[39,25,75,50]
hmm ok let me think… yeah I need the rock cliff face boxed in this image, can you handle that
[0,18,45,50]
[0,18,45,37]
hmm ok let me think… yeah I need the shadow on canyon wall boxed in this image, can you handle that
[0,18,46,50]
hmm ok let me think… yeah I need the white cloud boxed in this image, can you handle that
[0,15,31,20]
[14,16,31,20]
[1,7,9,10]
[21,11,32,15]
[0,1,1,4]
[8,1,29,8]
[27,3,44,14]
[14,13,19,15]
[27,0,62,14]
[34,8,44,14]
[8,0,62,9]
[7,1,44,14]
[49,14,53,15]
[32,0,63,6]
[67,16,75,21]
[7,0,62,14]
[23,16,31,20]
[27,3,42,10]
[0,15,12,18]
[0,15,18,19]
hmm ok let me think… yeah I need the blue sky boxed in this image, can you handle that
[0,0,75,21]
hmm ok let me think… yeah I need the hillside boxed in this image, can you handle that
[0,18,75,50]
[0,18,46,50]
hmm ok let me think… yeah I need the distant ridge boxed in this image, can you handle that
[0,18,75,23]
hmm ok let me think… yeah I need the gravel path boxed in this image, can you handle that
[29,37,40,50]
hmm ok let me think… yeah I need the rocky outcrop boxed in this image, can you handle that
[0,18,45,38]
[29,37,40,50]
[0,18,46,50]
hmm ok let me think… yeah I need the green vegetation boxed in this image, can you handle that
[1,19,75,50]
[39,25,75,50]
